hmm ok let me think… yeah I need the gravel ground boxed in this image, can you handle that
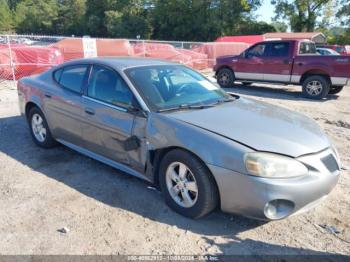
[0,79,349,255]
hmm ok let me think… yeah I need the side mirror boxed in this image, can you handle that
[127,100,147,117]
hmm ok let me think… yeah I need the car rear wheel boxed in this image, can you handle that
[159,149,219,219]
[302,75,330,99]
[329,86,344,95]
[28,107,57,148]
[217,68,235,88]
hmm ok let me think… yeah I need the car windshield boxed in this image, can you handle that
[125,65,233,111]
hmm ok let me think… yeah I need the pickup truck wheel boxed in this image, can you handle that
[302,75,330,99]
[217,68,235,88]
[329,86,344,95]
[28,107,57,148]
[159,149,219,219]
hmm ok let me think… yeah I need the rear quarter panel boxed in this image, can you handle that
[17,71,53,117]
[293,55,350,78]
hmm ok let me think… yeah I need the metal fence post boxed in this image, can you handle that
[142,40,146,57]
[6,35,17,89]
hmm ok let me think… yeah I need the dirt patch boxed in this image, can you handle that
[324,120,350,129]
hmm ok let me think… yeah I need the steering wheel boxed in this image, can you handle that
[177,83,194,94]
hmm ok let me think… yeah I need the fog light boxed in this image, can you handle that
[265,203,277,218]
[264,199,295,220]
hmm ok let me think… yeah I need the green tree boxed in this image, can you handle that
[151,0,207,41]
[85,0,114,36]
[105,0,152,39]
[56,0,86,36]
[105,11,152,39]
[322,27,350,44]
[271,0,331,32]
[337,0,350,26]
[15,0,59,34]
[333,0,350,44]
[237,20,276,34]
[270,21,288,32]
[150,0,262,41]
[7,0,22,10]
[0,0,14,32]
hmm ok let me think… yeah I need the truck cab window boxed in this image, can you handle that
[299,42,317,54]
[269,42,290,57]
[246,44,266,58]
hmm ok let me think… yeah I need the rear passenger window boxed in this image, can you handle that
[269,42,289,57]
[57,65,88,93]
[87,65,133,108]
[299,42,317,54]
[53,69,63,82]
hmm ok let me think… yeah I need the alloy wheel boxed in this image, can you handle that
[31,113,47,143]
[306,80,322,96]
[165,162,198,208]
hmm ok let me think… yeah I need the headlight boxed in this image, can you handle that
[244,152,308,178]
[331,145,341,168]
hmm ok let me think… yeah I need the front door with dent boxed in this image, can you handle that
[81,65,135,164]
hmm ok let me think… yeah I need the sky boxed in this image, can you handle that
[255,0,274,23]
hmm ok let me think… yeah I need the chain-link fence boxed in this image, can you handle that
[0,34,250,86]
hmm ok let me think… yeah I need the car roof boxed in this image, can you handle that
[61,57,179,70]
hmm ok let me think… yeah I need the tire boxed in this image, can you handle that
[241,82,252,86]
[302,75,330,99]
[28,107,57,148]
[159,149,219,219]
[329,86,344,95]
[217,68,235,88]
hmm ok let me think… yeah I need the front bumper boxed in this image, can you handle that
[208,148,340,220]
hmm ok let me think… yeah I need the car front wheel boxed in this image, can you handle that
[159,149,219,219]
[302,75,330,99]
[217,68,235,88]
[28,107,57,148]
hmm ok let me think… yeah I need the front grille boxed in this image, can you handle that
[321,154,339,173]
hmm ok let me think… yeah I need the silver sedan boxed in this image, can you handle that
[18,57,341,220]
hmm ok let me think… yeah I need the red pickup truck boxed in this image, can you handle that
[214,40,350,99]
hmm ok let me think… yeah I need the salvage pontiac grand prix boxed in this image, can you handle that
[18,57,341,220]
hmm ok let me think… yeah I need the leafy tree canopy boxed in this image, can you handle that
[0,0,348,44]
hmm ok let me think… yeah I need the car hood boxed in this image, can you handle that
[167,98,330,157]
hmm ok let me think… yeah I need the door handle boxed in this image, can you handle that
[84,108,95,115]
[44,93,52,98]
[297,62,304,66]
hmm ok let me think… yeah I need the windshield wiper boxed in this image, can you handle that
[157,103,214,113]
[208,97,236,106]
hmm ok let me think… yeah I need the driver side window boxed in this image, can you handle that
[87,65,133,108]
[246,44,267,58]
